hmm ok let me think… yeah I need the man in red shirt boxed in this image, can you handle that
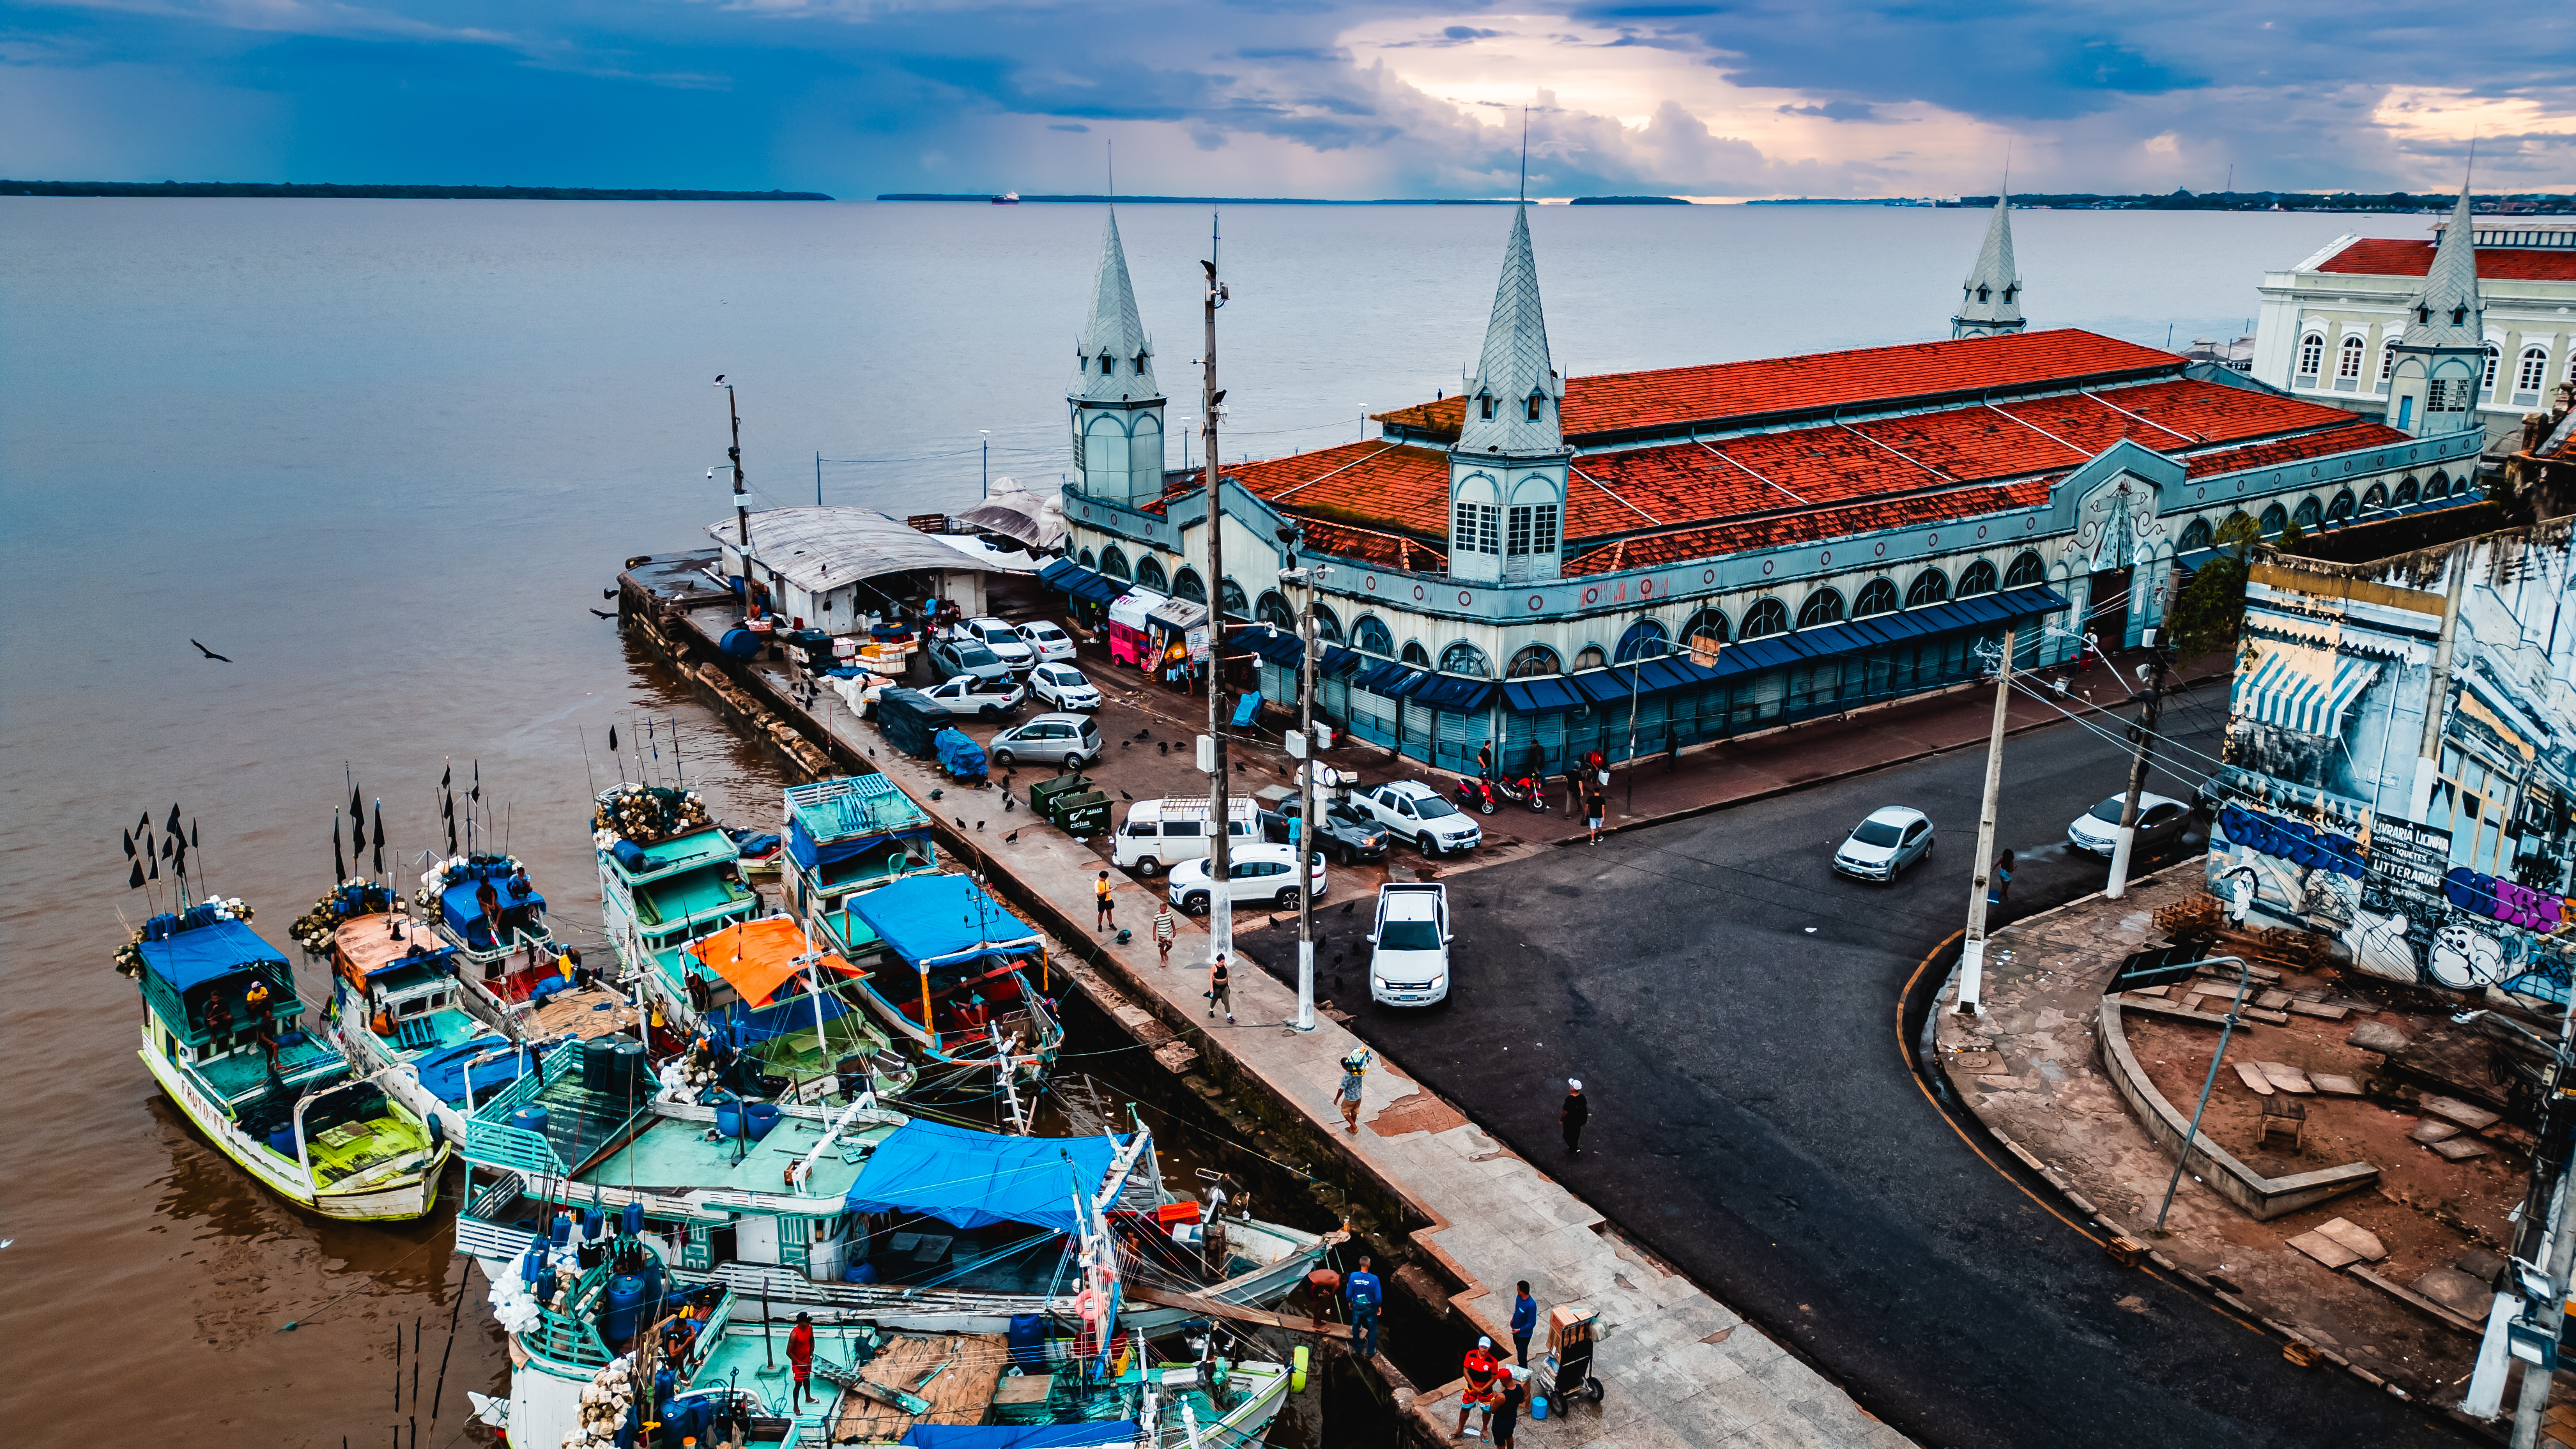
[1456,1336,1502,1438]
[786,1311,816,1406]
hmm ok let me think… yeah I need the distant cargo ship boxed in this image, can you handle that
[992,192,1020,204]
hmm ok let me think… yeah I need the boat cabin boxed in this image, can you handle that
[781,774,939,918]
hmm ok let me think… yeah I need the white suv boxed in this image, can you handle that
[1368,883,1451,1006]
[1351,781,1482,858]
[960,617,1036,671]
[1029,662,1101,710]
[1167,844,1327,916]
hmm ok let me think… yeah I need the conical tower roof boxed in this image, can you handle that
[1458,204,1565,456]
[1952,193,2024,337]
[2398,183,2484,351]
[1072,208,1159,402]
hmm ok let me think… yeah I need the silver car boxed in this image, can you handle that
[988,713,1103,771]
[928,637,1015,683]
[1833,806,1934,882]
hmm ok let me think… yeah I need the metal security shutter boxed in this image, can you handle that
[1400,697,1434,764]
[1604,694,1667,762]
[1502,709,1568,779]
[1432,707,1487,774]
[1747,668,1788,727]
[1319,674,1349,727]
[1347,683,1399,747]
[1259,661,1297,712]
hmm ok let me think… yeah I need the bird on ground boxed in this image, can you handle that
[1158,741,1170,755]
[1338,901,1356,916]
[190,640,232,663]
[1133,729,1151,740]
[1005,831,1020,844]
[954,816,966,827]
[1002,797,1016,811]
[1118,790,1133,801]
[1121,740,1130,749]
[588,608,616,619]
[868,747,876,758]
[976,821,985,831]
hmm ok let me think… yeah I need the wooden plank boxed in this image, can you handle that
[2287,1001,2350,1021]
[2232,1062,2276,1096]
[1124,1284,1353,1340]
[2317,1218,2388,1262]
[2286,1230,2359,1269]
[827,1333,1008,1443]
[2423,1096,2502,1131]
[2255,1062,2315,1094]
[2350,1267,2483,1336]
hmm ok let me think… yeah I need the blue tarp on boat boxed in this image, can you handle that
[851,875,1043,969]
[137,919,289,992]
[410,1037,537,1106]
[845,1120,1126,1234]
[438,877,546,937]
[900,1426,1142,1449]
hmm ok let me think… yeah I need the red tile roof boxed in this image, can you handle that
[2315,238,2576,282]
[2180,420,2417,478]
[1561,479,2057,576]
[1371,328,2180,443]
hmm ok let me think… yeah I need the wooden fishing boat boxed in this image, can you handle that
[310,892,539,1142]
[815,871,1065,1100]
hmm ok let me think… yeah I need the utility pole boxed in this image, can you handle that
[1200,216,1234,971]
[2106,631,2172,899]
[717,376,747,547]
[2514,1179,2576,1446]
[2492,999,2576,1435]
[815,451,823,507]
[1285,548,1329,1032]
[981,431,992,498]
[1957,624,2016,1015]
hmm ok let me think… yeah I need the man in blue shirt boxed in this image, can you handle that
[1510,1280,1539,1364]
[1346,1255,1383,1360]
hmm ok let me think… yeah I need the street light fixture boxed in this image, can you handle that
[981,430,992,498]
[1280,542,1332,1032]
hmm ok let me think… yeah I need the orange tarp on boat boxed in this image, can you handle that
[685,917,855,1007]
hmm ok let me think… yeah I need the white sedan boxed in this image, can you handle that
[1029,662,1102,710]
[1167,844,1328,916]
[1021,619,1079,664]
[2067,792,2193,857]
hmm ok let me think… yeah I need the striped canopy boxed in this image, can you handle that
[2234,652,2382,738]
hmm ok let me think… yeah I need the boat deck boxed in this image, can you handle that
[821,1332,1010,1441]
[375,1006,488,1055]
[522,988,641,1041]
[193,1039,341,1104]
[634,870,756,931]
[585,1114,898,1199]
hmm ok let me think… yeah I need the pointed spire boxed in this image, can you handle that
[1071,208,1159,404]
[1458,204,1564,457]
[1952,192,2025,339]
[2399,181,2483,351]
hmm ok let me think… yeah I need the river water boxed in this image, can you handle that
[0,197,2373,1443]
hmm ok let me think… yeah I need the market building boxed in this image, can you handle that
[1052,204,2494,778]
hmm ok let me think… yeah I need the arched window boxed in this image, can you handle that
[1954,560,1998,597]
[1312,605,1342,643]
[2380,344,2398,382]
[1218,578,1249,619]
[2326,489,2356,525]
[2292,496,2322,530]
[1136,555,1168,592]
[1172,567,1206,604]
[2483,344,2501,392]
[2392,477,2419,507]
[1905,569,1950,608]
[2297,334,2324,378]
[1255,590,1293,629]
[1078,547,1097,569]
[1851,578,1899,617]
[2178,518,2214,552]
[1353,615,1394,656]
[2425,471,2451,500]
[1614,618,1669,663]
[2336,335,2364,379]
[1796,588,1845,629]
[1506,644,1563,678]
[1682,608,1729,661]
[1524,393,1544,422]
[1400,640,1430,668]
[1572,643,1608,671]
[2361,484,2387,512]
[2258,503,2288,536]
[1100,545,1131,581]
[1740,598,1789,638]
[2003,551,2044,589]
[2518,347,2550,397]
[1439,641,1492,677]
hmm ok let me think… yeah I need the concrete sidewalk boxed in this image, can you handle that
[792,661,1913,1449]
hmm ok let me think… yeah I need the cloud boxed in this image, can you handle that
[1048,122,1089,131]
[1775,101,1893,124]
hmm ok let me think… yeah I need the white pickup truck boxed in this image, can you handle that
[916,673,1027,718]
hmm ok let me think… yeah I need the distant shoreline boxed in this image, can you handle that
[0,181,834,200]
[878,192,1512,205]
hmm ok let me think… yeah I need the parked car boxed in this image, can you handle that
[989,713,1103,770]
[1112,799,1257,877]
[1167,843,1328,916]
[1258,797,1392,866]
[917,673,1027,718]
[961,616,1037,670]
[1367,882,1451,1006]
[2067,792,2193,857]
[927,637,1015,683]
[1832,806,1934,882]
[1021,619,1078,664]
[1029,662,1103,710]
[1349,781,1482,858]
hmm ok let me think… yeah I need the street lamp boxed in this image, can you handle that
[1280,542,1333,1032]
[714,376,747,548]
[981,431,992,498]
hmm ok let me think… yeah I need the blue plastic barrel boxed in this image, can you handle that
[621,1200,645,1238]
[743,1101,783,1141]
[582,1036,620,1092]
[603,1274,648,1344]
[582,1208,606,1241]
[266,1126,299,1156]
[611,1036,648,1096]
[520,1248,547,1287]
[845,1262,881,1285]
[713,1098,744,1138]
[549,1211,573,1246]
[1532,1395,1549,1421]
[510,1104,549,1141]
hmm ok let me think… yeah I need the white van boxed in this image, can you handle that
[1114,798,1257,877]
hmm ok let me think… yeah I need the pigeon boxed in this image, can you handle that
[1002,797,1016,811]
[1005,831,1020,844]
[190,640,232,663]
[1133,729,1151,740]
[868,747,876,758]
[1118,790,1133,801]
[1339,901,1356,916]
[955,816,966,827]
[588,608,616,619]
[1158,741,1170,755]
[976,821,985,831]
[1234,762,1245,772]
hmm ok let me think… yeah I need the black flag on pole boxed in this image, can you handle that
[123,830,135,859]
[161,835,172,859]
[138,810,152,836]
[372,802,385,875]
[471,760,481,802]
[148,852,160,881]
[441,762,452,790]
[333,811,347,882]
[128,861,144,890]
[446,814,457,855]
[167,803,183,835]
[191,820,199,848]
[608,725,618,754]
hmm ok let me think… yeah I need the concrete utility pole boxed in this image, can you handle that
[717,376,747,547]
[2106,631,2172,900]
[1200,220,1234,969]
[1286,551,1329,1032]
[2513,1189,2576,1447]
[1957,624,2016,1015]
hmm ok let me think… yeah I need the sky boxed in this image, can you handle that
[3,0,2572,199]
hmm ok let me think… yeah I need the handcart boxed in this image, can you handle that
[1541,1306,1604,1413]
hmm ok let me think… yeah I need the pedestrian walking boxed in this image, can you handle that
[786,1311,816,1406]
[1476,740,1495,780]
[1332,1053,1367,1133]
[1207,954,1233,1024]
[1095,871,1116,931]
[1988,850,2015,907]
[1456,1337,1503,1439]
[1560,1078,1588,1156]
[1489,1374,1526,1448]
[1152,903,1176,967]
[1509,1281,1538,1364]
[1346,1255,1383,1360]
[1583,779,1605,845]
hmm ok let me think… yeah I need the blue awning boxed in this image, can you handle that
[1038,558,1123,605]
[1411,675,1496,711]
[1225,625,1307,665]
[1317,645,1365,677]
[1351,660,1425,695]
[844,1119,1126,1234]
[1567,652,1720,704]
[440,875,546,937]
[901,1425,1142,1449]
[137,919,289,992]
[1501,675,1586,712]
[850,874,1045,969]
[1705,585,2069,673]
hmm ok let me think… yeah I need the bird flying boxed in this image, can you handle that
[190,640,232,662]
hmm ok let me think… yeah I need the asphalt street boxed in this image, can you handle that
[1246,682,2466,1449]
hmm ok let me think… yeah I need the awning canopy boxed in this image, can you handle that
[1317,644,1365,677]
[1410,674,1496,711]
[708,507,1006,594]
[1038,558,1123,605]
[785,775,930,868]
[1501,676,1585,712]
[137,919,289,993]
[843,1119,1126,1234]
[954,489,1069,551]
[1570,653,1719,705]
[850,874,1045,970]
[1146,597,1208,633]
[1224,625,1306,665]
[2235,651,2382,737]
[685,917,855,1008]
[1350,660,1425,695]
[439,876,546,936]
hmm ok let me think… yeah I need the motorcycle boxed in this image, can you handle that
[1455,775,1500,815]
[1491,772,1550,813]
